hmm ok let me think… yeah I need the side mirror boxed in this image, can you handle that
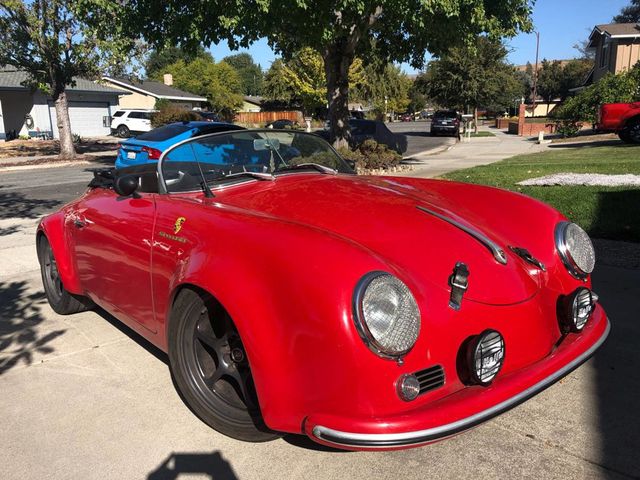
[114,174,140,197]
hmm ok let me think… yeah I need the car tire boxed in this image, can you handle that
[622,118,640,144]
[116,125,130,138]
[38,236,93,315]
[168,288,279,442]
[618,129,631,143]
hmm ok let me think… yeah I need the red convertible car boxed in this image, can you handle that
[37,130,609,450]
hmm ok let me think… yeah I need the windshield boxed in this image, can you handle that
[159,130,353,193]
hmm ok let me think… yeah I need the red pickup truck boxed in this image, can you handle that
[597,102,640,143]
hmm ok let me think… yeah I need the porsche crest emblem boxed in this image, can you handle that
[174,217,186,234]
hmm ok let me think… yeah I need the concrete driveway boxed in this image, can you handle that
[0,170,638,479]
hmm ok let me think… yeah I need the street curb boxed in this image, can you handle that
[0,160,92,173]
[402,141,456,163]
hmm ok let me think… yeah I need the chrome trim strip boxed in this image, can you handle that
[312,319,610,449]
[416,206,508,265]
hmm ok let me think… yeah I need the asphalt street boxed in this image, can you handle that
[0,126,638,479]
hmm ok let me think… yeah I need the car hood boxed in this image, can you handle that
[217,174,544,305]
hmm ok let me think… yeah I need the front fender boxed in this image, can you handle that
[38,211,82,294]
[164,210,392,434]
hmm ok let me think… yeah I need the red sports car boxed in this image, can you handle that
[37,129,609,450]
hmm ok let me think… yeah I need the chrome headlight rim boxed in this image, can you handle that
[555,221,595,280]
[353,271,421,360]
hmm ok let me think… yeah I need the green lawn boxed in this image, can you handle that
[441,143,640,242]
[467,131,495,137]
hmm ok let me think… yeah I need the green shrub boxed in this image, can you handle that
[338,139,402,171]
[72,133,84,144]
[552,64,640,123]
[151,105,199,127]
[555,120,582,138]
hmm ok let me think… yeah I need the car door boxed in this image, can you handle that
[72,188,157,332]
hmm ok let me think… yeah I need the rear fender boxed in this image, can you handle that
[37,213,82,294]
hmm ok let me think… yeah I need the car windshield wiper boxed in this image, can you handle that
[274,163,337,175]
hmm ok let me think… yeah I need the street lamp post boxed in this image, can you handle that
[531,31,540,118]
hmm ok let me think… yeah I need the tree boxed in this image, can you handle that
[351,63,412,118]
[263,49,367,116]
[536,60,564,112]
[146,45,208,79]
[162,56,243,119]
[0,0,139,157]
[127,0,533,147]
[223,53,264,96]
[420,37,523,124]
[613,0,640,23]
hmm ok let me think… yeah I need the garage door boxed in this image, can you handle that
[49,101,110,138]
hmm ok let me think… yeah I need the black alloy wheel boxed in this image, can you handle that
[38,236,92,315]
[168,288,278,442]
[116,125,130,138]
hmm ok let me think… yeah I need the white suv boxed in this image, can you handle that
[110,109,155,137]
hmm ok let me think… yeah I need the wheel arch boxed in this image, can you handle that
[37,216,82,294]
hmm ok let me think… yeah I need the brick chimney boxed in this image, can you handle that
[163,74,173,86]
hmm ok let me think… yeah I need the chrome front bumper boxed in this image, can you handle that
[311,319,610,449]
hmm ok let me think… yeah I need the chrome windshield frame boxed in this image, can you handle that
[156,129,350,194]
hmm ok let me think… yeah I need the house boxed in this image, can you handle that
[587,23,640,83]
[0,67,124,140]
[240,96,263,113]
[102,75,207,110]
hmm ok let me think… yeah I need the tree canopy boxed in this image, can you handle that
[613,0,640,23]
[146,45,208,79]
[536,59,593,112]
[223,53,264,96]
[161,56,243,119]
[0,0,140,156]
[126,0,534,146]
[420,37,523,115]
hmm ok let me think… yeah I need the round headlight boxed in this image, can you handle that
[469,330,505,385]
[555,222,595,279]
[564,287,595,332]
[354,272,421,359]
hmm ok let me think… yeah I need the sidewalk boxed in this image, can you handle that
[0,150,116,171]
[403,129,547,178]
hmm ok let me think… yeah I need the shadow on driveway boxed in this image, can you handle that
[148,451,238,480]
[0,280,65,375]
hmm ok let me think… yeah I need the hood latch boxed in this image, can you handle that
[449,262,469,310]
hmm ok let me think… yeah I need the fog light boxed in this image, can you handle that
[396,374,420,401]
[469,330,505,385]
[565,287,595,332]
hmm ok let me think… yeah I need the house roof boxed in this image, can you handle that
[243,95,263,106]
[0,67,125,94]
[588,23,640,47]
[102,76,207,102]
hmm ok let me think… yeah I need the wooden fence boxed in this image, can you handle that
[234,110,303,124]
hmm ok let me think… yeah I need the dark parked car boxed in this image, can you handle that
[431,110,461,137]
[196,111,222,122]
[266,119,299,129]
[321,119,407,154]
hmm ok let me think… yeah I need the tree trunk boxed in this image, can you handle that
[53,90,76,158]
[474,107,479,134]
[324,44,353,149]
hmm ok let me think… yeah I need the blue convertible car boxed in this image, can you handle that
[115,121,244,169]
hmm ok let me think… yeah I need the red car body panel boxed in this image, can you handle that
[38,172,609,448]
[597,102,640,131]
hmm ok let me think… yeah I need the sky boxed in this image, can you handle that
[207,0,633,73]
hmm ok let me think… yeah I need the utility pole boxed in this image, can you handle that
[531,31,540,118]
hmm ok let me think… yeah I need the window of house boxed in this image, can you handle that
[600,42,610,69]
